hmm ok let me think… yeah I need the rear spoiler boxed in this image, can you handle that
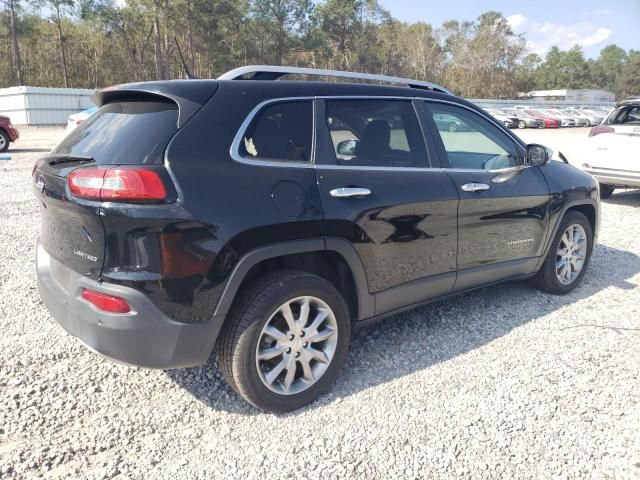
[92,80,219,128]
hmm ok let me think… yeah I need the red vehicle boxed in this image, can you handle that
[0,115,19,152]
[524,110,560,128]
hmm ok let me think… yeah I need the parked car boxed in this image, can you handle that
[66,107,98,133]
[536,109,577,127]
[546,108,588,127]
[33,66,600,412]
[523,109,559,128]
[0,115,19,152]
[483,108,517,128]
[582,98,640,198]
[500,108,546,128]
[564,109,603,126]
[433,112,472,132]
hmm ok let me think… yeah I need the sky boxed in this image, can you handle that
[379,0,640,59]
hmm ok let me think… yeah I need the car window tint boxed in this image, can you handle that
[325,99,427,168]
[425,103,521,170]
[53,100,178,165]
[608,105,640,125]
[239,101,313,162]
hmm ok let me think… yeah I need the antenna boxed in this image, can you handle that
[174,38,197,79]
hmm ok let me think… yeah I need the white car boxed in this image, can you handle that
[66,107,98,133]
[581,99,640,198]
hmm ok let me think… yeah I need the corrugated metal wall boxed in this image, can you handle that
[0,86,96,125]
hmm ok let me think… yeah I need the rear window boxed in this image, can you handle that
[53,100,179,164]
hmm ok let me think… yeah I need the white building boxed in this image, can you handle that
[0,86,96,125]
[521,89,616,103]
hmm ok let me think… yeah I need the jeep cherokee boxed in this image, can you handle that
[34,66,600,412]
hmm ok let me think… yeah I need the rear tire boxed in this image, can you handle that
[0,130,9,153]
[518,120,526,129]
[599,184,615,199]
[216,270,351,412]
[533,211,593,295]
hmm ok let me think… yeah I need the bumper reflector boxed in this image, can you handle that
[81,289,131,313]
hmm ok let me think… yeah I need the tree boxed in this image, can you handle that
[617,50,640,98]
[0,1,635,100]
[33,0,75,87]
[591,44,627,93]
[514,53,542,93]
[313,0,389,70]
[8,0,23,84]
[252,0,312,65]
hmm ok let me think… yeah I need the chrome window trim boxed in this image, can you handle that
[316,165,444,173]
[230,95,531,172]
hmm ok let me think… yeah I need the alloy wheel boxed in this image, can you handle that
[255,296,338,395]
[555,224,588,285]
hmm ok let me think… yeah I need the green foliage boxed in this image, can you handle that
[0,0,638,100]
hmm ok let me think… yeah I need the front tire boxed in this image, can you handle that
[518,120,526,129]
[599,184,615,199]
[216,270,351,412]
[0,130,9,153]
[448,122,458,132]
[534,211,593,294]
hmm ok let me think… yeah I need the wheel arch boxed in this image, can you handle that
[213,238,373,322]
[536,199,599,271]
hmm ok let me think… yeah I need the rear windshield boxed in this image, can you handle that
[53,100,179,164]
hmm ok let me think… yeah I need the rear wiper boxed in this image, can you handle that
[46,154,95,166]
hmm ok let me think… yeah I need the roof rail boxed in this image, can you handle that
[218,65,452,95]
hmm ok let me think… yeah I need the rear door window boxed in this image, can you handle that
[323,99,428,168]
[53,100,179,164]
[238,100,313,162]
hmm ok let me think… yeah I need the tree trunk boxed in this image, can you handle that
[186,0,194,69]
[9,0,23,85]
[55,5,69,88]
[153,6,164,80]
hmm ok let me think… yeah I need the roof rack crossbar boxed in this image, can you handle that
[218,65,452,95]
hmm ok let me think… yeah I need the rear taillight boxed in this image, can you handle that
[68,167,168,202]
[589,125,614,137]
[81,288,131,313]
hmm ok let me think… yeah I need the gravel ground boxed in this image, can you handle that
[1,127,639,479]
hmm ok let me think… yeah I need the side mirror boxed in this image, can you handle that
[337,139,358,156]
[526,144,551,167]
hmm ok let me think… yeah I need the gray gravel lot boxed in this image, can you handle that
[1,127,639,479]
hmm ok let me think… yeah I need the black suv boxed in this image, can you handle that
[34,66,600,412]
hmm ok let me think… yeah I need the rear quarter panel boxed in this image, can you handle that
[104,82,324,323]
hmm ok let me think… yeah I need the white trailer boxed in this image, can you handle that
[0,86,96,125]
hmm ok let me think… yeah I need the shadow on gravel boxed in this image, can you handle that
[167,244,640,415]
[601,189,640,206]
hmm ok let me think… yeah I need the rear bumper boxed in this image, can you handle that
[36,242,224,369]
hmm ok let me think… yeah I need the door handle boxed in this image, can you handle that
[329,187,372,198]
[461,183,490,193]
